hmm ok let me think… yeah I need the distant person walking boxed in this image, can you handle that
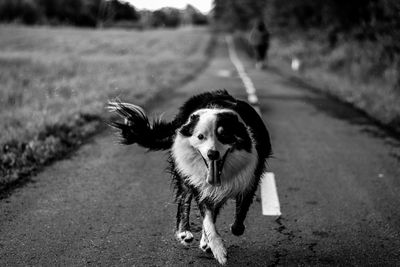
[249,20,270,69]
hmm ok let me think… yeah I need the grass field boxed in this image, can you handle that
[0,25,213,189]
[268,37,400,131]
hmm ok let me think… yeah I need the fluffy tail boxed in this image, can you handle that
[108,100,176,151]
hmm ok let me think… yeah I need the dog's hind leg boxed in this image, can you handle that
[175,189,194,245]
[230,190,256,236]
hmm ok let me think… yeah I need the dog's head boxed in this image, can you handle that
[176,108,252,186]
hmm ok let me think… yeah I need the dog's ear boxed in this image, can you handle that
[179,114,199,137]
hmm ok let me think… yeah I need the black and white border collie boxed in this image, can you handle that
[108,90,272,265]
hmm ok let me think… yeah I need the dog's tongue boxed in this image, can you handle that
[207,160,221,186]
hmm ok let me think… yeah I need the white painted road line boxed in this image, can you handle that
[226,35,281,216]
[225,36,258,104]
[260,173,282,216]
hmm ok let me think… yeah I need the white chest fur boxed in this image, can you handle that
[171,134,259,202]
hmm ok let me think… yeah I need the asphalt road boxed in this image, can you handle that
[1,36,400,266]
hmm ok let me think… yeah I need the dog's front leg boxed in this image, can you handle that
[231,190,256,236]
[202,208,227,265]
[176,190,193,245]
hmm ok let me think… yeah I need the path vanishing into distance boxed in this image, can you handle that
[1,36,400,266]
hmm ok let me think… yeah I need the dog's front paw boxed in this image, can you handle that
[176,231,194,246]
[208,237,227,265]
[230,223,245,236]
[200,241,212,253]
[199,232,212,253]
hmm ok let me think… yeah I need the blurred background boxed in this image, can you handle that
[1,2,400,266]
[0,0,399,189]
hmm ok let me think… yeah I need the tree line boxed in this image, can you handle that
[0,0,208,28]
[213,0,399,43]
[213,0,400,74]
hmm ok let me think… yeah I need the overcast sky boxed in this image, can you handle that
[124,0,213,13]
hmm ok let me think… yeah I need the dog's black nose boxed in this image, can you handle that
[207,150,220,160]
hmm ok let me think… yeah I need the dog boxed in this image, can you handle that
[108,90,272,265]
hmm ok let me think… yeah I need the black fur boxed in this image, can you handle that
[110,90,271,156]
[215,112,252,152]
[109,90,272,264]
[109,100,175,150]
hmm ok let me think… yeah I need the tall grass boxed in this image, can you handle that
[267,36,400,130]
[0,25,213,189]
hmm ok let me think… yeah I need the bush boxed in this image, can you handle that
[20,0,43,24]
[0,0,43,24]
[0,0,139,27]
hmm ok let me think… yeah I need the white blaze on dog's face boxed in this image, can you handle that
[172,108,256,189]
[187,109,232,185]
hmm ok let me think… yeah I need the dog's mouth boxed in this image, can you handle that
[201,149,230,186]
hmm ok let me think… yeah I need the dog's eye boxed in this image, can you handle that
[217,126,225,136]
[198,134,205,140]
[217,126,235,144]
